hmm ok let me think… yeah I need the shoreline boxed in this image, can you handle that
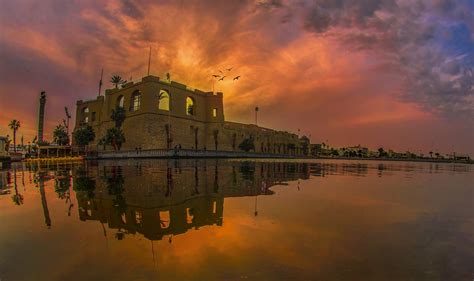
[313,156,473,165]
[6,153,472,165]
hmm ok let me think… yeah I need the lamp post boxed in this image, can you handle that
[255,106,259,126]
[167,72,171,149]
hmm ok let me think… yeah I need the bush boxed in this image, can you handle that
[239,137,255,152]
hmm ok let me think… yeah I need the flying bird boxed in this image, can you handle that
[212,74,220,78]
[227,67,233,71]
[218,76,226,81]
[219,70,223,74]
[233,76,240,80]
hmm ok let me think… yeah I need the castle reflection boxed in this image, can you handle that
[74,160,310,241]
[19,160,310,241]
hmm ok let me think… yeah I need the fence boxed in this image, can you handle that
[93,148,299,159]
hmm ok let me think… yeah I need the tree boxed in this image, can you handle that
[104,127,125,151]
[239,137,255,152]
[53,124,69,145]
[110,75,126,88]
[73,124,95,146]
[378,147,387,158]
[102,106,127,151]
[111,107,126,128]
[330,148,339,156]
[429,151,433,159]
[8,120,20,152]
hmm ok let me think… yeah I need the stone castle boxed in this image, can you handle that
[74,75,308,155]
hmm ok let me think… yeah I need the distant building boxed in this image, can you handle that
[0,136,9,158]
[74,75,307,155]
[0,136,10,165]
[446,153,471,161]
[342,145,369,157]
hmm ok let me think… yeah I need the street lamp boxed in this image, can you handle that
[255,106,259,126]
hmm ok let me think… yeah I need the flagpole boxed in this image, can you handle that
[147,47,152,76]
[98,68,103,96]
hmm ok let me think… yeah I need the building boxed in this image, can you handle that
[74,75,308,155]
[0,136,10,165]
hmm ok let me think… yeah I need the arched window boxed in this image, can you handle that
[82,107,89,123]
[117,95,124,108]
[131,91,141,112]
[158,90,170,111]
[186,97,195,116]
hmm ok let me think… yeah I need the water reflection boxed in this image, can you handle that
[76,160,312,242]
[0,160,471,236]
[1,160,312,240]
[1,160,472,281]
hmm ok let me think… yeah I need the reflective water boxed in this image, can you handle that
[0,159,473,281]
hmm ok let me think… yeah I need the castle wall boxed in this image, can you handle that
[74,76,306,154]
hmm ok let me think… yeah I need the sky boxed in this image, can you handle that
[0,0,473,155]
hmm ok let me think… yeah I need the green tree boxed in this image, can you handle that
[53,124,69,145]
[102,106,127,151]
[239,137,255,152]
[73,124,95,146]
[330,148,339,156]
[8,120,20,152]
[111,107,126,128]
[105,127,125,151]
[110,75,126,88]
[378,147,386,158]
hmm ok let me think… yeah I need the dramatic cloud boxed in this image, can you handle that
[0,0,472,154]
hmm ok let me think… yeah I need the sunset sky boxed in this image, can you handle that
[0,0,473,155]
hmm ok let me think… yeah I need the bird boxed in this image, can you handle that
[219,70,223,74]
[212,74,220,78]
[227,67,233,71]
[218,76,226,81]
[233,76,240,80]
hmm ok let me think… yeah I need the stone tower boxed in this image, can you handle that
[38,91,46,143]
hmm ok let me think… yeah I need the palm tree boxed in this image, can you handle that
[429,151,433,159]
[9,120,20,152]
[111,107,126,128]
[110,75,126,88]
[53,124,69,145]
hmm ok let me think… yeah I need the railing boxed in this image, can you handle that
[94,149,301,159]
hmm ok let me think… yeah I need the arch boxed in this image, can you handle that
[130,91,141,111]
[158,90,170,111]
[82,107,89,123]
[117,95,124,108]
[186,97,195,116]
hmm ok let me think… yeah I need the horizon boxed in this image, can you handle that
[0,0,473,155]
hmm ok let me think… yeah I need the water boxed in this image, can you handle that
[0,159,472,281]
